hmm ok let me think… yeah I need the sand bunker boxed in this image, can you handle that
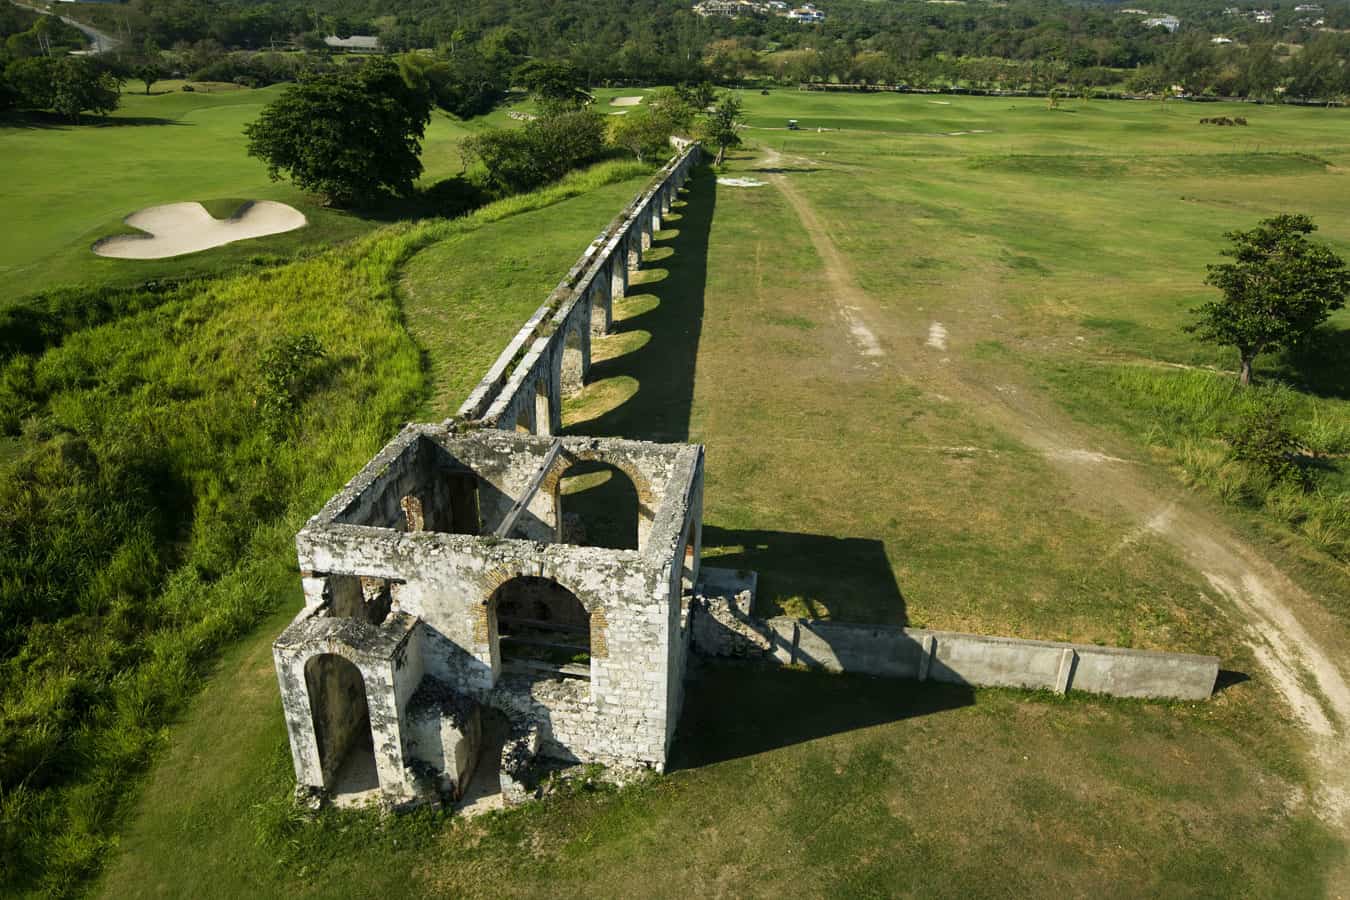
[610,95,644,107]
[93,201,307,259]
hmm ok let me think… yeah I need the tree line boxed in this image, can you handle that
[23,0,1350,103]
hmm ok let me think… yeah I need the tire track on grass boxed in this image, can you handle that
[758,146,1350,831]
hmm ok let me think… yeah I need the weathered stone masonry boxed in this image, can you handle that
[275,146,709,809]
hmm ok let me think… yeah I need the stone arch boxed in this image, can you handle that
[304,653,378,793]
[543,451,657,551]
[552,459,642,551]
[482,574,605,682]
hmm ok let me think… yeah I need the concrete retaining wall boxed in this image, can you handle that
[690,591,1218,701]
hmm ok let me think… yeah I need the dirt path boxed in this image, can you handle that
[9,0,118,53]
[758,147,1350,831]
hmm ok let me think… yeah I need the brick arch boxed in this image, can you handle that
[475,569,610,667]
[541,451,657,520]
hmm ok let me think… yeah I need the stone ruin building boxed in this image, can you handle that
[274,427,706,808]
[274,145,715,809]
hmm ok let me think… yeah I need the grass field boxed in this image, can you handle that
[0,82,509,308]
[4,89,1349,895]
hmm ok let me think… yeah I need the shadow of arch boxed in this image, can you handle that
[562,167,716,442]
[562,376,638,432]
[558,459,642,550]
[304,654,377,792]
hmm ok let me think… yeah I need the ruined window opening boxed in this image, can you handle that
[443,472,481,535]
[491,576,591,681]
[556,460,640,551]
[304,654,378,793]
[514,409,533,434]
[328,575,394,625]
[682,526,697,591]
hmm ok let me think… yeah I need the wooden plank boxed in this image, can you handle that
[498,615,588,634]
[500,634,590,653]
[494,439,563,539]
[504,658,591,679]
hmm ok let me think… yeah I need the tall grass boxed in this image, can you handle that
[1050,363,1350,563]
[0,157,653,897]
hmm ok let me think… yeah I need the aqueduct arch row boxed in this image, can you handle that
[275,144,711,810]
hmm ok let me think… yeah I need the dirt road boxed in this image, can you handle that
[757,146,1350,832]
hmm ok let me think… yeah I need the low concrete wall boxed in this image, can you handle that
[690,582,1219,701]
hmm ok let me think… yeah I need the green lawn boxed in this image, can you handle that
[1,89,1344,895]
[0,83,501,307]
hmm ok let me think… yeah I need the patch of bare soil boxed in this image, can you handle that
[758,146,1350,834]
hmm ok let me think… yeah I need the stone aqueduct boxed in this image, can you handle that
[273,142,1220,811]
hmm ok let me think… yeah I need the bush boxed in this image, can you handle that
[1226,398,1307,487]
[461,109,607,195]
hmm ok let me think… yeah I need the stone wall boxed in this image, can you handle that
[690,574,1219,702]
[457,143,702,433]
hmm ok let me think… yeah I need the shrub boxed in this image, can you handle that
[1226,399,1307,487]
[461,109,607,194]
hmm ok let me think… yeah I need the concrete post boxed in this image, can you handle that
[1054,648,1076,695]
[918,634,936,681]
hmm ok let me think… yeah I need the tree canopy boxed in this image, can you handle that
[245,57,431,207]
[1187,214,1350,385]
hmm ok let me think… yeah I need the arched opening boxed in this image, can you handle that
[560,327,585,396]
[304,654,378,794]
[513,401,535,434]
[556,460,641,550]
[491,576,592,680]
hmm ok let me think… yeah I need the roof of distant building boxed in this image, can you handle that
[323,35,381,50]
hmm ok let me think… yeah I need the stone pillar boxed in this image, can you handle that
[661,185,672,215]
[589,279,612,336]
[641,218,652,252]
[627,229,641,271]
[650,197,662,234]
[610,252,628,299]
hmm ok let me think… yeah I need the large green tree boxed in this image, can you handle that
[3,56,119,122]
[245,58,431,207]
[701,93,742,166]
[1187,214,1350,385]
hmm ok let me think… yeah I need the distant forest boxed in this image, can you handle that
[26,0,1350,100]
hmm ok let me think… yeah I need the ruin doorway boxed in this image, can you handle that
[304,654,379,799]
[491,577,591,680]
[557,460,641,550]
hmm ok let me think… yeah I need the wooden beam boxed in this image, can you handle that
[494,439,563,539]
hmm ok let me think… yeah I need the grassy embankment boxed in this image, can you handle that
[0,160,652,897]
[98,92,1348,896]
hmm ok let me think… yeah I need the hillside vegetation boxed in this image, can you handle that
[0,159,650,896]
